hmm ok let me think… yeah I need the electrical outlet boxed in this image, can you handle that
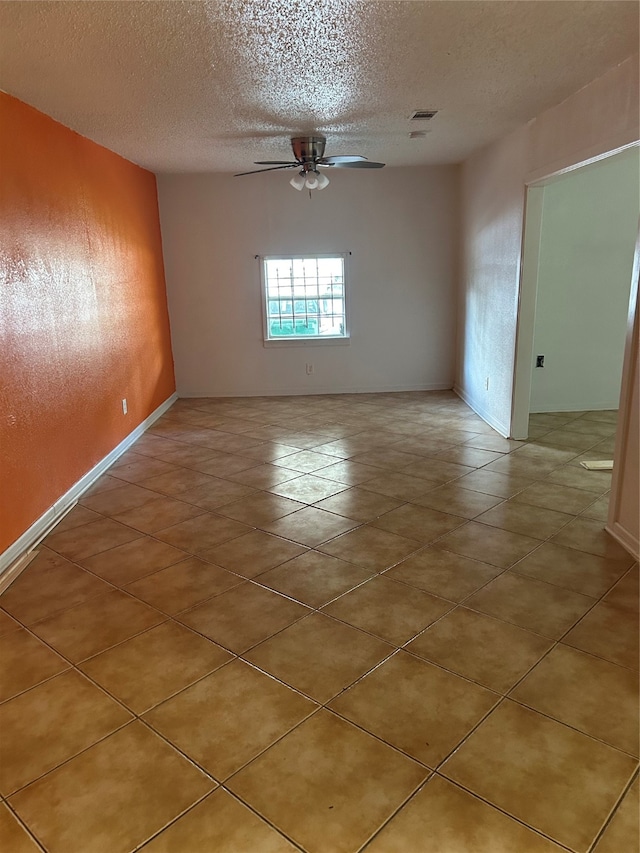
[485,377,490,391]
[122,398,128,414]
[536,355,545,368]
[306,363,314,375]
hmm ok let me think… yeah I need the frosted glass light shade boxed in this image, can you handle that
[290,171,306,190]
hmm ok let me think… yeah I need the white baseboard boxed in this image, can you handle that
[178,382,454,398]
[0,392,178,579]
[530,402,619,414]
[453,384,510,438]
[605,521,640,562]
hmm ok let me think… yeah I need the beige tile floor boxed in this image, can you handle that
[1,392,638,853]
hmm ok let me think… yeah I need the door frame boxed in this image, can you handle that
[510,141,640,439]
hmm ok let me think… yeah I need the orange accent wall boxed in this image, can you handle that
[0,93,176,555]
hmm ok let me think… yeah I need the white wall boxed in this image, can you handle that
[157,166,458,396]
[457,54,639,436]
[530,149,639,412]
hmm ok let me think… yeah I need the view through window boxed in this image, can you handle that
[262,255,348,341]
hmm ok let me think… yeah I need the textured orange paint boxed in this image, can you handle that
[0,93,176,554]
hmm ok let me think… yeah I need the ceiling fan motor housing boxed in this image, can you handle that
[291,136,326,164]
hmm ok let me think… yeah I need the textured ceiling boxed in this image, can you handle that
[0,1,638,173]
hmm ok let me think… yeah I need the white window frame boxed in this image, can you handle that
[259,253,351,347]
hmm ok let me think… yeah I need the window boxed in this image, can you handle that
[261,255,349,343]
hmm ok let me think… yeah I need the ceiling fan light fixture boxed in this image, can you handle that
[304,170,320,190]
[315,171,330,190]
[289,171,306,191]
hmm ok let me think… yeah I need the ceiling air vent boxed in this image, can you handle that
[410,110,438,121]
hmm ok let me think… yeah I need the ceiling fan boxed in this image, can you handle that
[234,135,385,191]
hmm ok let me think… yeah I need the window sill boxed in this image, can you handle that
[262,337,351,348]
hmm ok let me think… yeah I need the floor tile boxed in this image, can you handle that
[511,542,632,597]
[313,487,404,521]
[271,450,337,474]
[463,435,522,454]
[350,448,424,471]
[142,789,297,852]
[125,557,243,614]
[563,600,639,670]
[43,517,143,561]
[79,482,160,516]
[407,606,553,694]
[225,463,302,488]
[214,492,305,524]
[109,457,180,484]
[227,710,427,853]
[512,481,599,514]
[145,659,316,779]
[0,669,131,795]
[465,571,595,639]
[511,644,639,756]
[81,474,124,496]
[79,536,187,586]
[0,549,111,625]
[314,459,381,486]
[50,504,102,534]
[323,576,453,645]
[359,472,436,501]
[401,457,474,484]
[244,613,392,703]
[0,609,21,636]
[603,566,639,611]
[179,582,309,653]
[0,628,69,702]
[189,452,261,478]
[269,474,349,504]
[442,700,637,852]
[475,500,573,540]
[113,495,206,533]
[201,530,306,577]
[483,448,564,480]
[457,470,534,498]
[412,483,504,519]
[258,551,373,608]
[31,589,165,662]
[80,621,232,713]
[537,429,605,452]
[319,525,421,571]
[173,477,256,511]
[581,494,611,522]
[138,467,219,497]
[330,651,497,766]
[435,521,540,569]
[371,503,465,544]
[385,547,502,602]
[593,776,639,853]
[155,513,252,555]
[0,803,43,853]
[9,722,214,853]
[365,774,563,853]
[550,517,633,559]
[260,506,359,546]
[435,445,505,467]
[237,442,300,462]
[544,464,611,494]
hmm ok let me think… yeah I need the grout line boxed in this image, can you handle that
[586,768,639,853]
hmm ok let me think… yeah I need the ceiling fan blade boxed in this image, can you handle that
[254,160,297,165]
[234,164,298,176]
[327,160,386,169]
[318,155,367,164]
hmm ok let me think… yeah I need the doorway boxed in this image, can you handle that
[511,144,639,440]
